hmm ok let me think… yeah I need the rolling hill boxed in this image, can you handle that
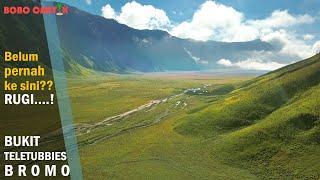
[175,53,320,178]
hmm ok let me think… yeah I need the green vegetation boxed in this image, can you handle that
[68,54,320,179]
[175,54,320,178]
[68,73,247,124]
[74,89,256,179]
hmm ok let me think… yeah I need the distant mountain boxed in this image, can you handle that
[56,6,274,73]
[0,2,274,73]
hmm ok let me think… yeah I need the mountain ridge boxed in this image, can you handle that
[56,5,275,73]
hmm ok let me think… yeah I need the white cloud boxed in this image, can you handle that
[217,59,233,67]
[85,0,91,5]
[260,29,313,59]
[171,1,246,41]
[170,1,317,59]
[248,10,315,29]
[246,10,315,59]
[303,34,314,40]
[100,0,319,64]
[218,58,287,71]
[101,4,116,19]
[169,1,315,47]
[101,1,170,30]
[313,41,320,54]
[234,59,287,70]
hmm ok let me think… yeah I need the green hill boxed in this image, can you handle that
[175,54,320,178]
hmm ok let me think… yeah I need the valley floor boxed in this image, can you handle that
[67,65,320,179]
[69,73,254,179]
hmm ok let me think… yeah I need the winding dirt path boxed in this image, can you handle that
[75,92,184,136]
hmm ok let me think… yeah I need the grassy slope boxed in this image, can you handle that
[175,54,320,178]
[176,54,319,135]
